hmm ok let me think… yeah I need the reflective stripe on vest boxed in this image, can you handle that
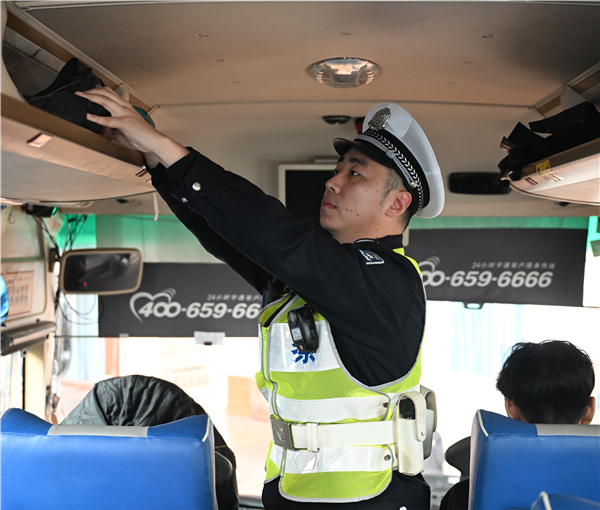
[271,442,394,474]
[256,249,424,502]
[258,385,418,423]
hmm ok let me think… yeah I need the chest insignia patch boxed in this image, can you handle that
[359,249,385,265]
[291,343,316,364]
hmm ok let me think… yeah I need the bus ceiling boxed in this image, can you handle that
[1,1,599,217]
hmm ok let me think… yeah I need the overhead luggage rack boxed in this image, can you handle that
[510,138,600,206]
[1,4,155,204]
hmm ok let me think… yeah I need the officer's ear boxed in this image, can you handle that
[386,190,412,218]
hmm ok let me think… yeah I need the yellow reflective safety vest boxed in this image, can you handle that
[255,249,424,503]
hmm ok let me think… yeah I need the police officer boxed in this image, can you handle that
[78,87,444,510]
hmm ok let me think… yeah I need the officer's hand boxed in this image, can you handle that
[75,87,188,167]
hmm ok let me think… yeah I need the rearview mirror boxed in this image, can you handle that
[59,249,143,295]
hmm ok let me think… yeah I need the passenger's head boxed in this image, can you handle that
[496,340,596,425]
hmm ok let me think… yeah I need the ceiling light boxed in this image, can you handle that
[308,57,380,88]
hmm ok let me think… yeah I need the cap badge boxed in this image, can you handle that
[368,108,391,131]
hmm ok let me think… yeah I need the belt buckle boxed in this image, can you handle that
[270,417,298,451]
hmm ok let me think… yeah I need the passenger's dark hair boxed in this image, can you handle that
[496,340,595,424]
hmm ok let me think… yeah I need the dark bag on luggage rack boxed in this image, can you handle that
[24,57,110,133]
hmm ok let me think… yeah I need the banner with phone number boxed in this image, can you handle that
[100,228,587,338]
[99,263,261,338]
[406,228,587,306]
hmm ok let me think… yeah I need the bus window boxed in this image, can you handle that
[0,351,24,415]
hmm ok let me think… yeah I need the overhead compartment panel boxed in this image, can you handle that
[510,138,600,205]
[1,93,152,202]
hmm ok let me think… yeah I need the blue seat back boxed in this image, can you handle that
[1,408,216,510]
[469,410,600,510]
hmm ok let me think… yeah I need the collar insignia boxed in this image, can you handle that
[359,250,385,265]
[368,107,391,131]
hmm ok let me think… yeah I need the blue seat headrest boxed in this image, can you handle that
[1,408,217,510]
[469,410,600,510]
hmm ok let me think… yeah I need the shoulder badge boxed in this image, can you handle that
[368,107,391,131]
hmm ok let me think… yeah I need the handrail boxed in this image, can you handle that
[1,321,56,356]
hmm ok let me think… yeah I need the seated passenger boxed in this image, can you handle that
[63,375,239,510]
[440,340,596,510]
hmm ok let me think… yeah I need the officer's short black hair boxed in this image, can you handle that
[496,340,595,424]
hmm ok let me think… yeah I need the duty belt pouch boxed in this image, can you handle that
[420,385,437,459]
[395,385,437,476]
